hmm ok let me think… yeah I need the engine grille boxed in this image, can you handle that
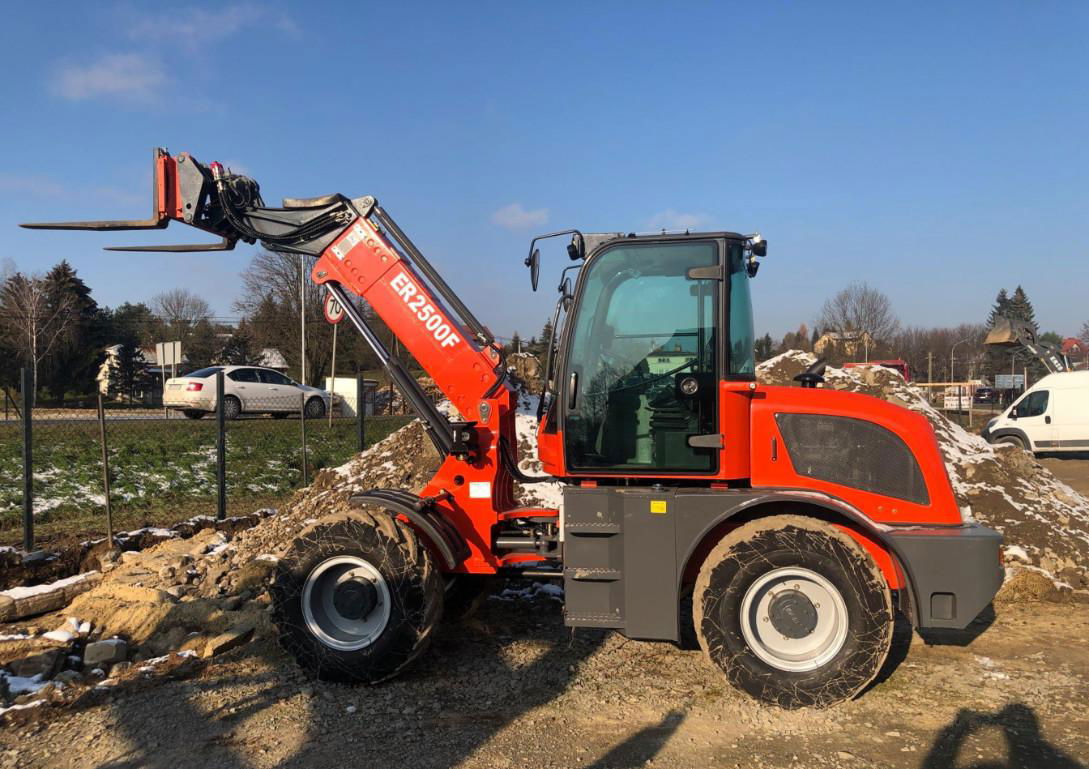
[775,413,929,505]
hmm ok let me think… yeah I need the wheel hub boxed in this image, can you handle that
[333,579,378,621]
[738,566,850,672]
[767,589,819,639]
[302,556,391,651]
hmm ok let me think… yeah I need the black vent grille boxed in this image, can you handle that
[775,413,929,505]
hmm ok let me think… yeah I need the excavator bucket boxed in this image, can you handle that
[984,317,1032,347]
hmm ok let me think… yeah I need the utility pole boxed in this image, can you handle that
[300,254,307,385]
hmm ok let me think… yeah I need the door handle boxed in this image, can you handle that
[1045,415,1051,424]
[567,371,579,410]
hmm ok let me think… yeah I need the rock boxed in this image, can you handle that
[54,670,83,685]
[110,661,131,676]
[203,626,254,658]
[0,595,14,623]
[233,559,276,594]
[9,649,64,679]
[0,572,103,622]
[83,639,128,667]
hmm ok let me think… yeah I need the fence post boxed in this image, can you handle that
[216,370,226,521]
[356,373,365,453]
[96,392,115,547]
[21,368,33,553]
[300,390,308,485]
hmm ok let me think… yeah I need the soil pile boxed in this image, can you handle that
[758,351,1089,598]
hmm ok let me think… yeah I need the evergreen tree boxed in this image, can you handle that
[986,288,1010,328]
[219,324,258,365]
[536,318,554,356]
[810,327,820,348]
[754,333,775,361]
[1007,286,1038,332]
[42,261,101,401]
[107,341,151,402]
[508,331,523,354]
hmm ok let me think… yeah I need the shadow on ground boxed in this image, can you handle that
[87,590,687,769]
[921,703,1086,769]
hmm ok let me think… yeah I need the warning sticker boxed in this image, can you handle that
[650,500,667,515]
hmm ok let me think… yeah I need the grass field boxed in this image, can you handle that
[0,415,413,546]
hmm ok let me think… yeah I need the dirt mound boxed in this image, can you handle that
[758,351,1089,598]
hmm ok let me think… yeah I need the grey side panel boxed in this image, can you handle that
[562,488,626,629]
[884,524,1003,629]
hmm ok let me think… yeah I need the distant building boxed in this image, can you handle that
[256,348,289,371]
[814,330,875,359]
[1061,337,1085,358]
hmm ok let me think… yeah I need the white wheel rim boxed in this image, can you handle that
[739,566,849,672]
[302,556,391,651]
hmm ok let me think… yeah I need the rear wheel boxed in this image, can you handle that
[182,409,206,420]
[222,395,242,421]
[694,515,893,708]
[304,397,326,419]
[270,512,443,682]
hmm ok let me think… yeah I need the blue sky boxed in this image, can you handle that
[1,2,1087,341]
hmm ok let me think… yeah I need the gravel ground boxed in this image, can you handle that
[2,596,1086,769]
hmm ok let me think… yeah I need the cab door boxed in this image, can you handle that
[560,238,720,475]
[1012,388,1058,450]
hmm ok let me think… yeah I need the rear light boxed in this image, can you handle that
[186,382,204,392]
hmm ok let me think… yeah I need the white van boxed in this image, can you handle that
[983,370,1089,454]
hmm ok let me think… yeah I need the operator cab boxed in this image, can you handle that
[531,231,765,480]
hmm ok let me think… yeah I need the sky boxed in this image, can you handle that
[1,2,1087,342]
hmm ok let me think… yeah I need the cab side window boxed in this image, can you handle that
[1018,390,1049,417]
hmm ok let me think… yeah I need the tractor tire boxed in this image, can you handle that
[222,395,242,421]
[182,409,206,420]
[442,575,495,623]
[270,512,443,683]
[693,515,893,709]
[994,435,1027,451]
[304,397,326,419]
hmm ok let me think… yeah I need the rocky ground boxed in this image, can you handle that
[1,354,1087,767]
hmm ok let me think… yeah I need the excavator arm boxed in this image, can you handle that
[984,317,1071,374]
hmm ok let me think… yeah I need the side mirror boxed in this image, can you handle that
[525,248,540,292]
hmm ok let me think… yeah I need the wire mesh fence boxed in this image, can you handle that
[1,369,413,551]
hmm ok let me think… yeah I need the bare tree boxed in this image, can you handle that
[0,273,77,400]
[151,288,212,339]
[817,282,900,345]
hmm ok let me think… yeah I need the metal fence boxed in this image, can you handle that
[1,369,413,551]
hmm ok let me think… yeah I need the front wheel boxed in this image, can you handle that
[270,512,443,683]
[693,515,893,708]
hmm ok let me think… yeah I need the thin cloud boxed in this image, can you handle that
[491,203,549,231]
[0,174,67,198]
[127,4,298,49]
[51,53,168,103]
[647,209,710,231]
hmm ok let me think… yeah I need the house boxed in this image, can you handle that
[256,348,289,372]
[1061,337,1085,358]
[814,330,875,359]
